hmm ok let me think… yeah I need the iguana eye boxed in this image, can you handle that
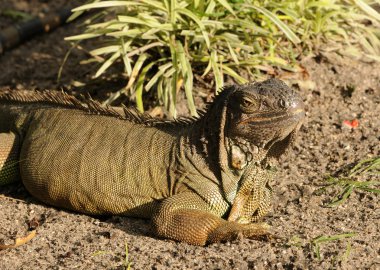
[241,97,255,107]
[239,96,259,112]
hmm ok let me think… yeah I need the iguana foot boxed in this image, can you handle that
[207,222,271,244]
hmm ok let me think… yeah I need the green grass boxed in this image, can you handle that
[316,157,380,207]
[287,232,356,261]
[311,233,356,260]
[92,242,132,269]
[124,242,132,270]
[64,0,380,116]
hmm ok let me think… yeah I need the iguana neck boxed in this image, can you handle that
[178,106,269,204]
[226,136,269,171]
[178,118,221,173]
[180,114,269,170]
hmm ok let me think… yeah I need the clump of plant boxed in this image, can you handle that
[315,156,380,207]
[310,233,356,261]
[288,232,356,261]
[65,0,380,116]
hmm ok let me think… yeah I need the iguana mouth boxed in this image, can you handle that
[238,107,305,127]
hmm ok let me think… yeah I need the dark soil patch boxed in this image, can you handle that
[0,1,379,269]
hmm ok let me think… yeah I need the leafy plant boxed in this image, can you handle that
[65,0,380,116]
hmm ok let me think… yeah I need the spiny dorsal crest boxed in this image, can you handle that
[0,87,235,127]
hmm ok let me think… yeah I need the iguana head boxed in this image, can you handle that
[224,78,305,169]
[198,78,305,203]
[156,78,304,204]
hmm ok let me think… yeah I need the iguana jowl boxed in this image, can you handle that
[0,79,305,246]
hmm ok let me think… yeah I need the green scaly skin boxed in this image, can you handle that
[0,79,305,246]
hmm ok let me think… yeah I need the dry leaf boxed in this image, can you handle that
[0,230,37,250]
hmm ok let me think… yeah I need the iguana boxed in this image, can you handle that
[0,79,305,246]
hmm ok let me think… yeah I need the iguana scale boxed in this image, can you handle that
[0,79,305,246]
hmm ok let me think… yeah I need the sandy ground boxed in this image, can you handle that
[0,1,379,269]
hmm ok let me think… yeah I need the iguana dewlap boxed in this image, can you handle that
[0,79,305,246]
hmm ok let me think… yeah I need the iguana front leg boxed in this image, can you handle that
[0,132,20,185]
[233,182,272,224]
[152,192,269,246]
[228,164,273,224]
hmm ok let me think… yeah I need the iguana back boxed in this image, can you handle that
[21,108,180,217]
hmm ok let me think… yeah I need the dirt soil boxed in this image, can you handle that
[0,1,379,269]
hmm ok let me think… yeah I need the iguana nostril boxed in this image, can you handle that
[289,97,305,111]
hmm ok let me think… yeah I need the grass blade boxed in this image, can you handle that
[65,33,103,40]
[248,5,301,44]
[312,233,356,244]
[145,62,172,91]
[95,51,121,78]
[210,49,223,92]
[353,0,380,21]
[226,40,239,65]
[176,7,210,48]
[125,53,148,91]
[90,45,120,56]
[221,65,248,84]
[72,1,142,11]
[176,41,197,116]
[326,185,354,207]
[135,59,156,112]
[215,0,235,15]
